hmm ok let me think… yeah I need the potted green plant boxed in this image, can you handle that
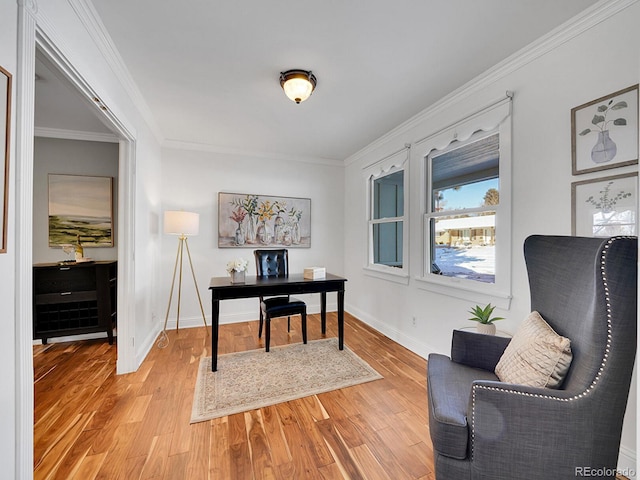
[468,303,504,335]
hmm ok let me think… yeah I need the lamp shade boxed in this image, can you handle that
[280,69,317,104]
[164,211,199,236]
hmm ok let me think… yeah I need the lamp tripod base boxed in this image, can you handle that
[157,235,208,348]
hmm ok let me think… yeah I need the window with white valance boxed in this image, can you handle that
[364,146,410,283]
[416,95,513,307]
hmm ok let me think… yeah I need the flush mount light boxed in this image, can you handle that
[279,69,317,104]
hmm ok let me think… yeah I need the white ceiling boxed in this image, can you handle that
[36,0,600,161]
[35,54,114,136]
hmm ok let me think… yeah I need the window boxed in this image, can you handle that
[366,160,408,282]
[372,169,404,268]
[428,132,499,283]
[416,94,512,307]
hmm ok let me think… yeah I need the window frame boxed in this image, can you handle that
[365,160,409,284]
[416,102,512,308]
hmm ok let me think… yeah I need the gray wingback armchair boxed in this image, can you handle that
[427,235,637,479]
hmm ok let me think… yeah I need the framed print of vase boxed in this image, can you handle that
[571,172,638,237]
[571,84,638,175]
[218,192,311,248]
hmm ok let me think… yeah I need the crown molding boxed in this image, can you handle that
[34,126,119,143]
[163,139,345,167]
[345,0,638,166]
[66,0,164,144]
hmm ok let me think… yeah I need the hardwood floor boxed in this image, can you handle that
[34,313,435,479]
[33,314,631,480]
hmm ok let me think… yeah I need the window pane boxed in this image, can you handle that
[430,212,495,283]
[433,178,499,212]
[373,221,403,267]
[374,171,404,219]
[430,133,499,213]
[431,133,499,190]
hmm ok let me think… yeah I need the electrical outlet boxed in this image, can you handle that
[412,316,417,327]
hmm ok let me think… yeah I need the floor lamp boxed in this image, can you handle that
[157,210,208,348]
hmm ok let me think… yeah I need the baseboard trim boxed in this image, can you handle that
[617,444,637,478]
[344,303,444,360]
[32,332,112,344]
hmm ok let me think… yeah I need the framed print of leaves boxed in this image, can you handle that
[571,172,638,237]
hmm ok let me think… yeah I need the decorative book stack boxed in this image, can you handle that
[303,267,326,279]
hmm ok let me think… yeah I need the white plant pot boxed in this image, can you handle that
[476,323,496,335]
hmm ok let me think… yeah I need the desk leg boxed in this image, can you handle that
[338,289,344,350]
[320,292,327,334]
[211,298,220,371]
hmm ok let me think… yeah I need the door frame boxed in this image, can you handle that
[16,3,138,478]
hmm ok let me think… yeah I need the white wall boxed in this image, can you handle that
[33,136,119,263]
[343,2,638,473]
[1,1,636,478]
[0,1,18,477]
[160,148,344,328]
[6,0,164,476]
[132,127,163,365]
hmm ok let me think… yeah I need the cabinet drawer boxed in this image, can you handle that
[34,266,96,294]
[35,290,97,305]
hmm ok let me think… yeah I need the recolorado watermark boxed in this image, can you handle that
[575,466,636,477]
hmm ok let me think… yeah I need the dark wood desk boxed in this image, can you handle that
[208,273,347,371]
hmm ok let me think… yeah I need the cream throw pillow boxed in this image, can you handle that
[495,311,572,388]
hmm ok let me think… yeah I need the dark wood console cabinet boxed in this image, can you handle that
[33,261,117,344]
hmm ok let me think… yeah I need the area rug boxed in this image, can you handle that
[190,338,383,423]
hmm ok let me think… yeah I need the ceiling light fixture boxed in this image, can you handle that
[280,69,317,104]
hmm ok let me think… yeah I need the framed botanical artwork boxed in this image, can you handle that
[48,174,114,247]
[571,172,637,237]
[218,192,311,248]
[0,65,12,254]
[571,84,638,175]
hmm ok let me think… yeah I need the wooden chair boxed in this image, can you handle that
[254,249,307,352]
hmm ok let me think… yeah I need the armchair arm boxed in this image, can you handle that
[468,380,608,479]
[450,329,510,372]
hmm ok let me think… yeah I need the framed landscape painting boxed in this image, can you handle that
[48,174,114,247]
[571,84,638,175]
[571,172,637,237]
[218,192,311,248]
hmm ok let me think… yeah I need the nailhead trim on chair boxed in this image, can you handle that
[470,236,630,460]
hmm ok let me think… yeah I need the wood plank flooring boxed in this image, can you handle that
[34,313,435,479]
[33,314,630,480]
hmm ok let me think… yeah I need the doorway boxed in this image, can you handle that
[16,14,138,478]
[33,48,120,346]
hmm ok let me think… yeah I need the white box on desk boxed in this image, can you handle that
[304,267,326,279]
